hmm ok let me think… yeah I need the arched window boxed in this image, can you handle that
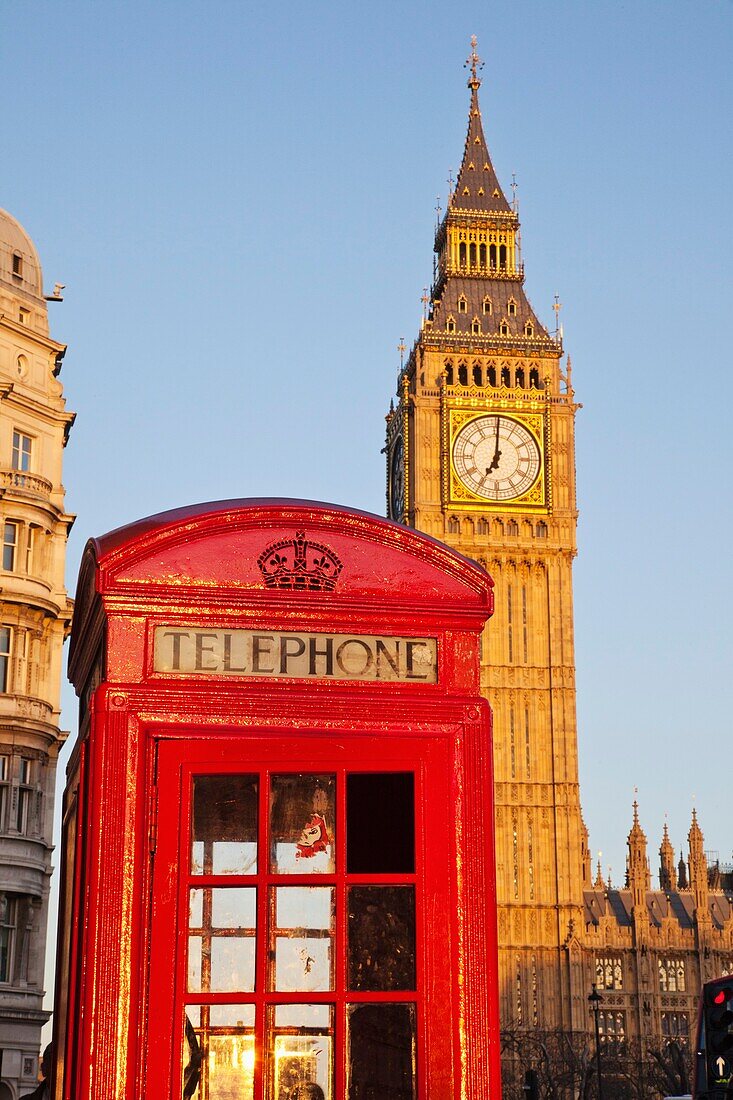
[471,319,480,336]
[477,518,489,535]
[525,322,534,337]
[444,362,454,385]
[536,521,548,539]
[508,299,517,317]
[482,297,492,315]
[487,365,497,386]
[479,243,487,268]
[472,363,482,385]
[446,317,456,334]
[500,322,509,337]
[501,366,511,385]
[458,296,467,313]
[489,244,497,268]
[458,362,468,385]
[469,242,477,266]
[499,244,507,269]
[508,520,518,536]
[529,368,540,388]
[515,368,525,388]
[447,516,460,534]
[459,243,467,267]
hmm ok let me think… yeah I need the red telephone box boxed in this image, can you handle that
[54,499,501,1099]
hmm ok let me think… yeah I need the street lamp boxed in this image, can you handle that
[588,983,604,1100]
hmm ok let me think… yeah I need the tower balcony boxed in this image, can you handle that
[0,468,52,501]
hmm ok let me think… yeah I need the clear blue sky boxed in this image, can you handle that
[2,0,732,945]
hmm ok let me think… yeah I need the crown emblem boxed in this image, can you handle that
[257,531,343,592]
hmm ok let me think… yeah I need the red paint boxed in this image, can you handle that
[53,499,501,1099]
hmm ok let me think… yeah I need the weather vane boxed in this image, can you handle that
[553,294,562,339]
[465,34,483,89]
[398,337,406,369]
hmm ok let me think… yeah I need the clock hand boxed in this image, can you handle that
[486,417,502,474]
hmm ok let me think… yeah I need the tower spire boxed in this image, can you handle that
[452,37,511,215]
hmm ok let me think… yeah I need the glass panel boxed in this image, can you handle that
[346,774,414,874]
[183,1004,255,1099]
[348,886,416,991]
[347,1003,417,1100]
[191,774,258,875]
[270,774,335,875]
[269,1004,333,1100]
[188,888,256,993]
[272,887,334,992]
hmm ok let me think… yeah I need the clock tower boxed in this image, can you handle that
[386,40,589,1032]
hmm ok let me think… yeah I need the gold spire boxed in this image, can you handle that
[465,34,483,90]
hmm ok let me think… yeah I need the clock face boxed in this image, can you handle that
[390,436,405,521]
[452,415,541,501]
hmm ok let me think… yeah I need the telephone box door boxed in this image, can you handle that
[147,732,457,1100]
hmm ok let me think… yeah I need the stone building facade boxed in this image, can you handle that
[0,211,74,1099]
[385,40,733,1091]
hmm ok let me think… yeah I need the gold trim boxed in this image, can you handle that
[447,405,548,511]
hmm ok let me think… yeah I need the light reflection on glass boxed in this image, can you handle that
[270,1004,333,1100]
[183,1005,255,1100]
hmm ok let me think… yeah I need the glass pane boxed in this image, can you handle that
[346,774,414,874]
[272,887,334,992]
[184,1004,255,1100]
[191,774,258,875]
[188,888,256,993]
[347,1004,416,1100]
[270,774,335,875]
[269,1004,333,1100]
[348,886,416,991]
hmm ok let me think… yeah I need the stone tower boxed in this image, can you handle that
[0,210,74,1098]
[385,41,586,1031]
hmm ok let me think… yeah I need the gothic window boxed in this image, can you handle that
[509,707,516,779]
[0,628,11,693]
[508,299,517,317]
[471,319,480,336]
[11,252,22,278]
[444,361,454,385]
[482,297,492,315]
[477,518,489,536]
[508,519,518,536]
[499,244,507,270]
[661,1012,689,1045]
[2,523,17,572]
[472,363,482,385]
[469,242,476,266]
[536,521,548,538]
[659,958,686,993]
[598,1011,626,1045]
[11,431,32,473]
[515,367,525,388]
[521,585,528,664]
[525,322,534,337]
[596,956,623,990]
[447,517,460,535]
[529,368,540,388]
[457,362,468,385]
[458,296,467,313]
[501,365,511,385]
[479,243,486,268]
[459,242,467,267]
[487,365,497,386]
[446,317,456,335]
[500,322,509,337]
[489,244,497,268]
[512,814,519,900]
